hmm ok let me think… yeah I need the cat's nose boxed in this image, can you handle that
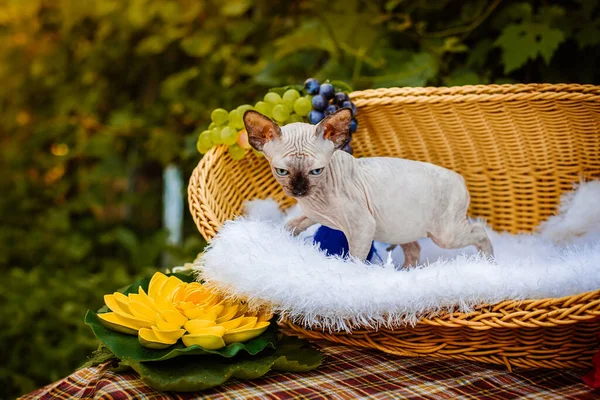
[291,174,309,196]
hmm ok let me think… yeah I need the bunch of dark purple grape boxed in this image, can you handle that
[304,78,358,154]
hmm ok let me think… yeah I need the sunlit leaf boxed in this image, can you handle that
[181,34,217,57]
[135,35,170,55]
[221,0,252,17]
[60,0,91,31]
[107,110,133,128]
[181,2,204,22]
[156,2,181,23]
[95,0,120,17]
[127,0,155,28]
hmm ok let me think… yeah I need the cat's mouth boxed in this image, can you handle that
[292,189,309,197]
[283,186,309,198]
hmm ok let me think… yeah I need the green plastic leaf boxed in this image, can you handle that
[85,311,277,362]
[121,336,322,392]
[79,344,117,369]
[270,336,324,372]
[494,22,565,73]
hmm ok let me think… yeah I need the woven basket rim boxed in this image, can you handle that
[409,288,600,329]
[352,83,600,98]
[350,83,600,107]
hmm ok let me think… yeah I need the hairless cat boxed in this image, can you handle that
[243,108,493,267]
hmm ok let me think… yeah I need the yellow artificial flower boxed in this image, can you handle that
[98,272,272,349]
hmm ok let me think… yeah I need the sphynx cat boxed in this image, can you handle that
[243,108,493,267]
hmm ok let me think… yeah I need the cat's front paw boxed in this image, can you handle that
[285,215,315,236]
[285,220,302,236]
[285,219,302,236]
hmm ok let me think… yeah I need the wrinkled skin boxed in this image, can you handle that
[243,109,493,266]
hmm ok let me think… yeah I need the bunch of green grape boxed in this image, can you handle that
[195,88,313,160]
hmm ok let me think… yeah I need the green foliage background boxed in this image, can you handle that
[0,0,598,397]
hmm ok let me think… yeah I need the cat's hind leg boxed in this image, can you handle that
[387,242,421,268]
[429,220,493,258]
[400,241,421,268]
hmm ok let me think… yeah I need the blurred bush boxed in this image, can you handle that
[0,0,598,397]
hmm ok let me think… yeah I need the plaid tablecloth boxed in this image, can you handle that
[21,342,600,400]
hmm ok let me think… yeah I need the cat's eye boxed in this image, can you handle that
[309,168,324,176]
[275,168,289,176]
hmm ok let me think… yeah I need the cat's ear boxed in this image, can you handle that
[316,108,352,150]
[243,111,282,152]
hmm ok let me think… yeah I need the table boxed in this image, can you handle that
[20,342,599,399]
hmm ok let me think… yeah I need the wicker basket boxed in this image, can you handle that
[188,84,600,371]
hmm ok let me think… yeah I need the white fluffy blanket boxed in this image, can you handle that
[195,181,600,332]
